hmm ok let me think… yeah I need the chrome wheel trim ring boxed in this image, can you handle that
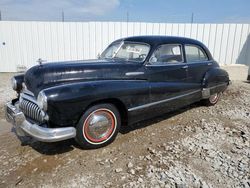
[209,93,219,104]
[83,108,117,145]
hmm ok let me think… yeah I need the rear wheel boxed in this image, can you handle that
[75,103,121,149]
[203,92,221,106]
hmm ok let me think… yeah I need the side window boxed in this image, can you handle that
[185,45,208,62]
[149,44,183,65]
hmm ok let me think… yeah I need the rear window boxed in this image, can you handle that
[185,45,208,62]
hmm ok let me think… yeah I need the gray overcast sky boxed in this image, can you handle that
[0,0,250,23]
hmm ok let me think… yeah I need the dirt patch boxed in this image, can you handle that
[0,73,16,119]
[0,73,249,187]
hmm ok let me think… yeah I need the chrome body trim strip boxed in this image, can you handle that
[125,72,145,76]
[22,89,35,97]
[128,90,201,112]
[208,83,228,90]
[202,82,228,99]
[128,82,228,112]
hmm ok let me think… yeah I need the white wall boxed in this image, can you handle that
[0,21,249,72]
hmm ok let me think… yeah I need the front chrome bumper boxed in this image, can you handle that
[5,101,76,142]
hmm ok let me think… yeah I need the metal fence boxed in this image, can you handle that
[0,21,249,72]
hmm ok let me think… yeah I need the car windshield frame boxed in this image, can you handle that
[100,41,151,63]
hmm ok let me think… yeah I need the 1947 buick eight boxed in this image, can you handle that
[5,36,230,148]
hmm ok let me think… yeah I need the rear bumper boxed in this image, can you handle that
[5,101,76,142]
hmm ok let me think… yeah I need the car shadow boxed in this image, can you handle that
[120,102,201,134]
[14,102,203,155]
[11,127,75,155]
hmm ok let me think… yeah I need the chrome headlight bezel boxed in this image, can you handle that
[11,77,17,91]
[37,91,48,111]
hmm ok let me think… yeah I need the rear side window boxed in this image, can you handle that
[149,44,183,65]
[185,45,208,62]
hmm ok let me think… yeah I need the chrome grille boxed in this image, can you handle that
[19,97,45,123]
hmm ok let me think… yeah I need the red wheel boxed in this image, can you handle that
[203,92,221,106]
[83,109,117,144]
[75,104,121,149]
[209,93,220,104]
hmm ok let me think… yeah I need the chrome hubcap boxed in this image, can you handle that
[209,93,219,104]
[83,109,116,143]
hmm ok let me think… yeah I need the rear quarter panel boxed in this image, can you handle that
[203,67,230,94]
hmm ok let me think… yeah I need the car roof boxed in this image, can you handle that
[123,35,202,46]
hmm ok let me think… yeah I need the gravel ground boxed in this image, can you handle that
[0,73,249,188]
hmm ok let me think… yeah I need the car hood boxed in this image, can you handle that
[24,59,145,96]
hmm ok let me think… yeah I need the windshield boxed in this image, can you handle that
[100,41,150,62]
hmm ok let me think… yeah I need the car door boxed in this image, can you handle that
[144,43,192,113]
[184,44,213,90]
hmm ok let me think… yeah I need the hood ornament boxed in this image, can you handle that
[37,58,46,65]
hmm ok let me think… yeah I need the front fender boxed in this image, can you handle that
[43,80,149,127]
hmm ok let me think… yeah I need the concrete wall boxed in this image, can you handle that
[221,65,249,81]
[0,21,250,75]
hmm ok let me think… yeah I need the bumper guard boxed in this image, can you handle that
[5,102,76,142]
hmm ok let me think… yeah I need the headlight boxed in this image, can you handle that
[11,77,17,90]
[37,91,48,111]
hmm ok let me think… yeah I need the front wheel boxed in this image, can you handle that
[75,103,121,149]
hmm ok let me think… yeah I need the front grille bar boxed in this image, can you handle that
[19,93,45,123]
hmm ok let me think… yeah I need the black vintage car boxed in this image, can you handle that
[5,36,230,148]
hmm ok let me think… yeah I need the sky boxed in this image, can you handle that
[0,0,250,23]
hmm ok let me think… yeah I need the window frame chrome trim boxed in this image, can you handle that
[146,43,185,66]
[101,41,151,63]
[184,44,209,63]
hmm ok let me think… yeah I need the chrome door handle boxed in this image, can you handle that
[181,65,188,69]
[207,62,212,66]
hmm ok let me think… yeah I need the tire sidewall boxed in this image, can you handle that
[206,92,221,106]
[75,103,121,149]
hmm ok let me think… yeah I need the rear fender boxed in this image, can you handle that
[202,67,230,98]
